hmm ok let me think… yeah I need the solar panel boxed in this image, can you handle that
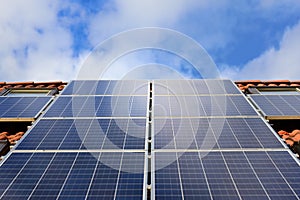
[153,79,241,95]
[2,79,300,199]
[154,118,284,150]
[0,97,51,118]
[43,96,148,117]
[250,95,300,117]
[154,151,300,200]
[61,80,149,95]
[0,152,145,199]
[153,95,257,117]
[16,118,146,150]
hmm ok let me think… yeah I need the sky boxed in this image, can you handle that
[1,0,300,81]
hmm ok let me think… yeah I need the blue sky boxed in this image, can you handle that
[1,0,300,81]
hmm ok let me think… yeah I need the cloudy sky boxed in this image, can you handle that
[1,0,300,81]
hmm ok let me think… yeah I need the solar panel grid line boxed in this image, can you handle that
[196,151,213,199]
[175,152,187,200]
[59,152,99,199]
[113,151,126,200]
[278,96,300,116]
[263,151,300,199]
[12,119,55,150]
[250,95,284,116]
[280,95,300,115]
[27,152,65,199]
[36,119,74,150]
[246,151,300,199]
[84,151,103,199]
[217,119,242,149]
[42,96,71,118]
[0,97,50,118]
[266,95,296,116]
[247,117,288,149]
[237,118,264,148]
[0,152,46,199]
[248,95,270,117]
[216,151,243,199]
[0,97,22,117]
[29,97,53,119]
[234,151,271,199]
[70,80,85,95]
[154,151,300,199]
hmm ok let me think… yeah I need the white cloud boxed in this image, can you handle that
[0,0,79,81]
[88,0,204,45]
[222,21,300,80]
[1,0,300,81]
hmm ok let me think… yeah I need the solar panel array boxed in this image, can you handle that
[0,97,51,119]
[0,79,299,199]
[154,151,300,199]
[250,94,300,118]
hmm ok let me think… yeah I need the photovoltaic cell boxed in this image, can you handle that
[16,119,146,150]
[43,96,147,117]
[154,95,257,117]
[0,97,51,118]
[2,79,299,199]
[0,152,145,199]
[154,151,300,200]
[61,80,148,95]
[154,118,284,149]
[250,95,300,117]
[154,79,241,95]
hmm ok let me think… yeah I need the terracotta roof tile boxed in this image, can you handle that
[34,81,63,85]
[285,139,294,147]
[292,134,300,142]
[279,83,289,86]
[278,130,289,136]
[257,83,266,86]
[235,80,300,92]
[267,83,278,86]
[235,80,262,84]
[290,130,300,137]
[290,81,300,84]
[263,80,290,84]
[6,81,34,85]
[290,83,300,86]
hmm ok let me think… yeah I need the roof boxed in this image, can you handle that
[235,80,300,91]
[0,81,67,155]
[0,81,67,92]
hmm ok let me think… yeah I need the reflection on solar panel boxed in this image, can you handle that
[154,79,241,95]
[61,80,149,95]
[154,95,257,117]
[0,97,51,118]
[43,96,147,117]
[0,152,145,199]
[155,151,300,200]
[154,118,283,149]
[1,79,299,199]
[250,95,300,117]
[16,119,146,150]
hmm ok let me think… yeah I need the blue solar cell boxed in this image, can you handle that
[250,95,300,117]
[155,153,182,200]
[43,96,147,117]
[16,119,146,150]
[61,80,148,95]
[0,152,145,199]
[154,118,283,150]
[154,95,257,117]
[154,151,300,199]
[0,97,51,118]
[154,79,241,95]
